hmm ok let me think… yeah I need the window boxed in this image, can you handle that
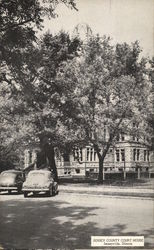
[121,149,125,161]
[116,148,125,162]
[133,148,140,161]
[80,149,83,161]
[94,150,97,161]
[116,134,125,141]
[116,134,120,141]
[86,147,97,162]
[121,134,125,141]
[137,149,140,161]
[133,135,139,141]
[75,169,80,174]
[147,151,149,161]
[63,153,70,162]
[133,149,136,161]
[90,148,93,161]
[74,148,83,161]
[89,168,94,172]
[116,149,120,162]
[144,150,146,161]
[87,148,89,161]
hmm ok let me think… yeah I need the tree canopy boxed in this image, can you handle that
[0,30,81,178]
[56,35,153,182]
[0,4,153,182]
[0,0,78,174]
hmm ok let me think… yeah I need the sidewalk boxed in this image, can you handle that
[59,180,154,198]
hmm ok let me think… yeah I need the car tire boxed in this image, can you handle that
[52,187,56,196]
[48,186,53,197]
[53,184,58,195]
[24,192,28,198]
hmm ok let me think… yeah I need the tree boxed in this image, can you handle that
[147,57,154,149]
[0,0,78,107]
[0,0,77,68]
[0,81,33,172]
[0,0,77,44]
[0,0,78,175]
[0,0,78,95]
[56,35,152,183]
[0,31,81,180]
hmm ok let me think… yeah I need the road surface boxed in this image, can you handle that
[0,192,154,249]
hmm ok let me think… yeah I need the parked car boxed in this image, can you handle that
[0,170,25,194]
[22,169,58,198]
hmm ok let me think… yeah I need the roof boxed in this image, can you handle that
[1,170,22,174]
[28,169,51,174]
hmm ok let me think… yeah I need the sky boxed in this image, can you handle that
[41,0,154,57]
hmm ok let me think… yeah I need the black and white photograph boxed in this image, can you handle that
[0,0,154,249]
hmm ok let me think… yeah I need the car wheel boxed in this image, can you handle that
[24,192,28,198]
[52,187,56,196]
[53,184,58,195]
[48,186,53,197]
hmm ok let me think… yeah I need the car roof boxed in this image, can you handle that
[1,170,22,174]
[28,169,51,174]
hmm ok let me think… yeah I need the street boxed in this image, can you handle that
[0,192,154,249]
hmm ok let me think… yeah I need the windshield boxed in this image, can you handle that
[1,172,17,177]
[27,172,50,180]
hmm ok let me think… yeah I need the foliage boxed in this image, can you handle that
[0,31,81,179]
[0,0,77,71]
[56,35,152,182]
[147,57,154,149]
[0,4,153,182]
[0,0,77,174]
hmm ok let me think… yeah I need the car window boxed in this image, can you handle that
[27,172,51,180]
[1,173,16,177]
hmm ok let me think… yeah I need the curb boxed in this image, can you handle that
[59,188,154,199]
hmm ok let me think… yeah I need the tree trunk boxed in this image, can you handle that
[94,142,112,184]
[98,157,104,184]
[38,136,58,182]
[44,143,58,182]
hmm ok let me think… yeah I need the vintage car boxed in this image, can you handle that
[0,170,25,194]
[22,169,58,197]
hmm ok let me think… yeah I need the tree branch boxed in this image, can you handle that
[0,18,35,32]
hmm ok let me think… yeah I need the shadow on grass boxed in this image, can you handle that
[59,177,154,189]
[0,199,153,249]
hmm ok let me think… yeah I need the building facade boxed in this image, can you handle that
[24,133,154,178]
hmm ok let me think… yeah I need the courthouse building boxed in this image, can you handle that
[24,132,154,178]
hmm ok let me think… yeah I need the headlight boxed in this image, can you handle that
[43,183,50,188]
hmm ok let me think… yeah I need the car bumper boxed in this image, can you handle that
[22,188,49,192]
[0,186,17,191]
